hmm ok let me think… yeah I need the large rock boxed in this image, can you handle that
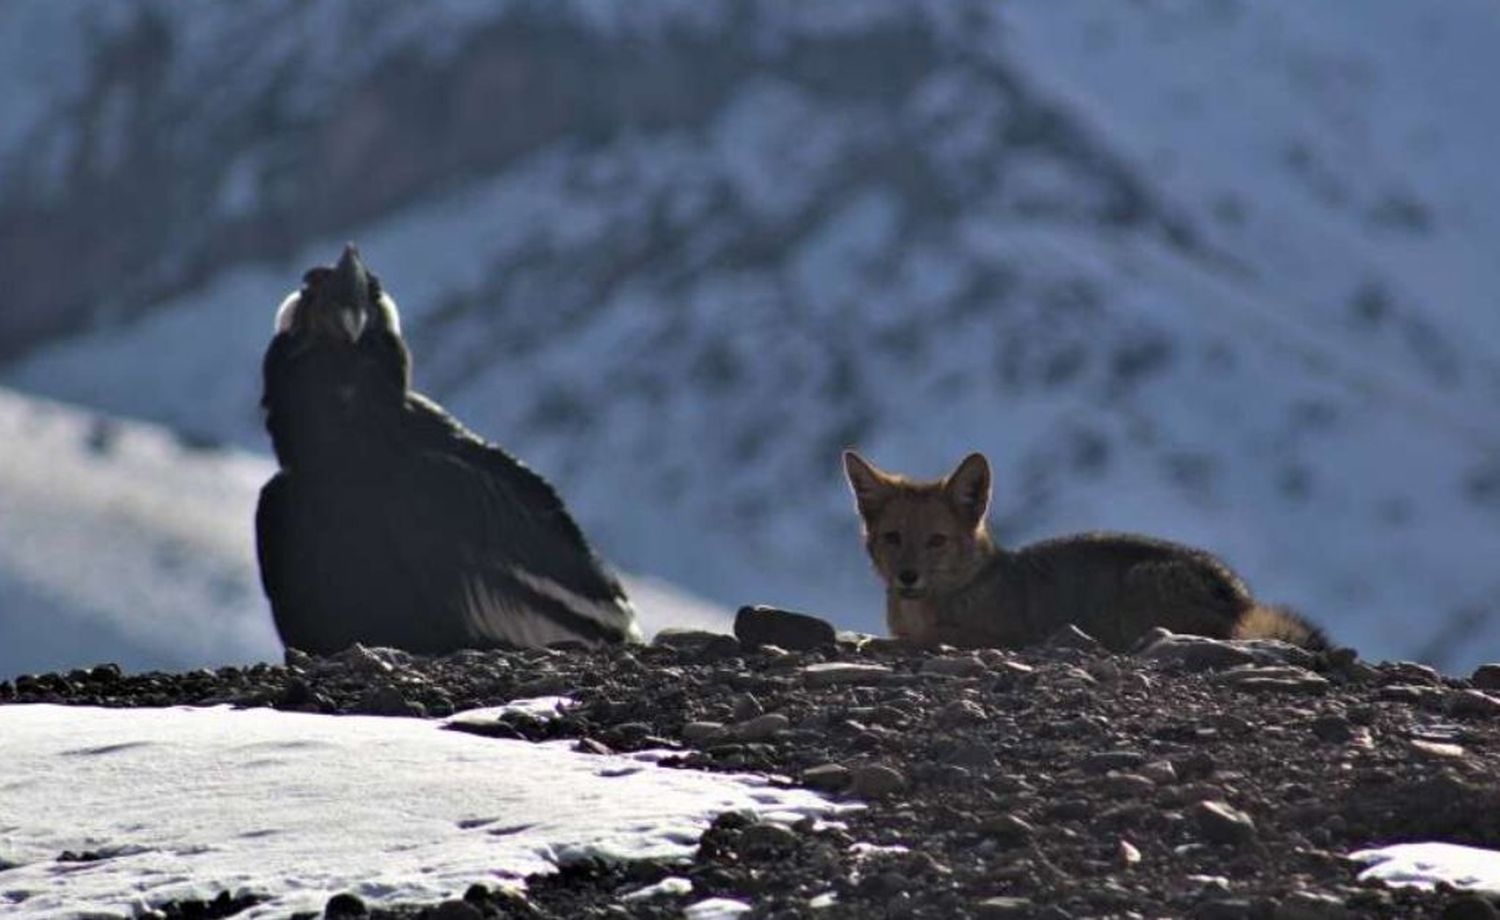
[1138,633,1317,671]
[734,605,837,651]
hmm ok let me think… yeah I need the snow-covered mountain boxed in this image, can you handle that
[4,1,1499,668]
[0,387,279,676]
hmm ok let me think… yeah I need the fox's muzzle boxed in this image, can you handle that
[895,569,926,598]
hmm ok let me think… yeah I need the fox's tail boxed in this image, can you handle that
[1232,604,1330,650]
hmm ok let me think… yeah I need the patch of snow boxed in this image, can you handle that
[791,190,903,321]
[447,697,577,724]
[712,78,857,222]
[1351,842,1500,893]
[621,875,693,901]
[0,705,846,918]
[848,842,911,858]
[683,897,755,920]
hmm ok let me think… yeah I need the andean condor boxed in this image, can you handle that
[255,245,642,654]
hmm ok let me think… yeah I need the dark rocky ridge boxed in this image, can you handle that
[6,626,1500,918]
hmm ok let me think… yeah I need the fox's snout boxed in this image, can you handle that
[894,568,925,597]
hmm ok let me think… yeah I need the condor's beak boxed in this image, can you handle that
[329,244,372,342]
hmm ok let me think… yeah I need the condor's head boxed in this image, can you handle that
[262,245,411,468]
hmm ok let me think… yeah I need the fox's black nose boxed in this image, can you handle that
[898,570,919,587]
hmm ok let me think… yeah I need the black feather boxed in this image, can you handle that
[255,246,640,654]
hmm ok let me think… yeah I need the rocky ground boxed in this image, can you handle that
[7,608,1500,920]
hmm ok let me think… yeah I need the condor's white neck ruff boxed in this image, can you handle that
[273,290,404,338]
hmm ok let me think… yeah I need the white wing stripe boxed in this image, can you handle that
[462,576,587,648]
[509,566,642,641]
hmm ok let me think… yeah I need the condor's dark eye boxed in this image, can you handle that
[926,534,949,549]
[882,531,902,546]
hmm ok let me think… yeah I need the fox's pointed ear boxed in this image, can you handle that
[843,450,895,521]
[943,452,991,527]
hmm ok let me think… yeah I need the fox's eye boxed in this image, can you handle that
[926,534,949,549]
[882,531,902,546]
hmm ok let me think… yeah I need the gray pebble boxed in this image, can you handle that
[739,822,799,857]
[426,900,483,920]
[1310,715,1354,743]
[935,699,988,727]
[849,764,906,799]
[682,721,727,743]
[1194,800,1257,846]
[1139,760,1178,785]
[730,693,764,721]
[801,662,894,687]
[921,656,987,678]
[1083,750,1146,774]
[977,813,1035,845]
[1471,664,1500,691]
[732,712,790,741]
[974,896,1035,919]
[1448,689,1500,718]
[1273,890,1351,920]
[1101,772,1157,798]
[802,763,851,792]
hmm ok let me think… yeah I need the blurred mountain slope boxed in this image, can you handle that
[4,1,1498,667]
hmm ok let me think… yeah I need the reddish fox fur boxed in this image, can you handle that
[843,450,1327,652]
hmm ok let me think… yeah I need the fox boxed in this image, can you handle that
[842,450,1328,652]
